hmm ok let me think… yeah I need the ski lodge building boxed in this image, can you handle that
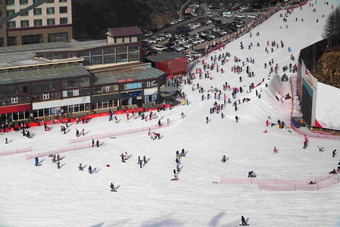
[0,26,167,121]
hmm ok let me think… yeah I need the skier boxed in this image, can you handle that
[52,155,56,163]
[96,140,99,147]
[88,165,92,174]
[333,149,337,158]
[78,163,83,171]
[5,138,8,144]
[92,139,95,147]
[266,119,269,127]
[121,153,125,163]
[57,161,60,169]
[139,159,143,168]
[173,169,176,176]
[137,156,141,165]
[181,112,184,118]
[143,155,147,164]
[235,115,239,122]
[82,128,85,136]
[35,157,39,166]
[221,155,227,163]
[181,149,185,157]
[206,116,209,124]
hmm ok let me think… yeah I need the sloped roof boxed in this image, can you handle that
[145,52,185,63]
[107,26,142,38]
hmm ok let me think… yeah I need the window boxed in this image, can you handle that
[11,97,18,104]
[59,0,67,2]
[21,11,29,16]
[116,46,127,63]
[46,7,55,14]
[48,32,68,42]
[21,20,29,28]
[34,8,42,15]
[60,17,68,24]
[73,89,79,96]
[59,6,67,13]
[104,47,115,64]
[146,81,150,87]
[47,18,55,26]
[6,0,14,5]
[91,49,103,65]
[126,83,142,90]
[105,86,110,92]
[7,21,16,29]
[43,93,49,100]
[34,19,42,27]
[22,34,43,45]
[7,10,15,17]
[128,45,139,62]
[20,0,28,5]
[47,0,54,3]
[7,37,16,46]
[0,38,3,47]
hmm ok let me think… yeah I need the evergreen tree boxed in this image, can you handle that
[322,6,340,41]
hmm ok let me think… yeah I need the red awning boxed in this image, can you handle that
[0,104,30,114]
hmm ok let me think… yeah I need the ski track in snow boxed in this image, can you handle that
[1,2,340,227]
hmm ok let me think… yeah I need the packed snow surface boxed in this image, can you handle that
[1,1,340,226]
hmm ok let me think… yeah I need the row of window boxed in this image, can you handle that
[7,17,68,28]
[7,6,67,17]
[6,0,67,6]
[4,82,154,104]
[6,32,68,46]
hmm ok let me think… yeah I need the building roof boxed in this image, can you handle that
[145,52,185,63]
[0,65,90,85]
[93,64,164,85]
[107,26,142,38]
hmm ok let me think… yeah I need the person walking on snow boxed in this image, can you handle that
[273,146,278,154]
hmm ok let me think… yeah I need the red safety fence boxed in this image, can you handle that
[1,104,171,132]
[25,142,105,159]
[0,147,32,156]
[221,174,340,191]
[69,123,169,144]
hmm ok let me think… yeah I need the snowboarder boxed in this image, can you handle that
[110,183,116,191]
[241,216,248,226]
[303,140,307,149]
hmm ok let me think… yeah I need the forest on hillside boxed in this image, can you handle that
[72,0,186,40]
[71,0,281,41]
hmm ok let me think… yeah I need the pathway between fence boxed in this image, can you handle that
[69,123,169,144]
[0,147,32,156]
[221,173,340,191]
[25,142,105,159]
